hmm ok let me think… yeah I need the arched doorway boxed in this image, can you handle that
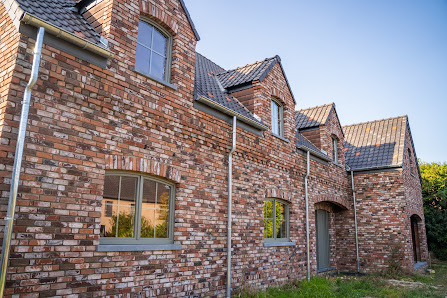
[410,215,421,262]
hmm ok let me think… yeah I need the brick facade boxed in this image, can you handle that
[0,0,428,296]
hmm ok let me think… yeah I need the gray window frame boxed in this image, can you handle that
[100,171,175,245]
[271,98,284,137]
[332,136,338,164]
[264,198,290,243]
[135,16,173,84]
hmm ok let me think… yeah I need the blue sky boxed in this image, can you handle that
[184,0,447,163]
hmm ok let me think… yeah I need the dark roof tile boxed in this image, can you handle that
[343,116,408,170]
[194,53,265,127]
[16,0,104,46]
[295,103,334,130]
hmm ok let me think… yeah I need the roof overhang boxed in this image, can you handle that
[21,12,114,59]
[196,96,268,131]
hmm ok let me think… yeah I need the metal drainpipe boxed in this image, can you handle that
[0,27,45,296]
[305,150,311,281]
[351,171,360,273]
[226,116,237,298]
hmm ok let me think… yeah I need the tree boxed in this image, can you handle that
[420,161,447,260]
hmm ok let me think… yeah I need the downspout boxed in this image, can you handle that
[305,150,311,281]
[227,116,237,298]
[0,27,45,296]
[350,171,360,273]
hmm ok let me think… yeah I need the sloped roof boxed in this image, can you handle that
[215,55,296,103]
[296,133,330,160]
[216,56,279,89]
[194,52,266,128]
[295,103,335,130]
[12,0,104,46]
[343,116,407,170]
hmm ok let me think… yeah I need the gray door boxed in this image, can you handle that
[316,209,330,271]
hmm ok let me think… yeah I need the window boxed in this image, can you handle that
[264,198,289,242]
[100,172,175,245]
[271,99,284,137]
[332,136,338,164]
[135,19,172,83]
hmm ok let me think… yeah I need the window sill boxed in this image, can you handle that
[271,133,290,143]
[134,69,178,90]
[97,243,181,252]
[263,241,296,247]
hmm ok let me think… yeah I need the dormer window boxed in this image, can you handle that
[271,99,284,137]
[332,136,338,164]
[135,19,172,83]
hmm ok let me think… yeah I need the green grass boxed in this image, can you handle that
[234,264,447,298]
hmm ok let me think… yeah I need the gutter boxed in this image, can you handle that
[226,116,237,298]
[296,145,332,162]
[0,27,45,297]
[21,13,114,59]
[304,151,311,281]
[350,164,402,172]
[350,171,360,273]
[196,96,268,131]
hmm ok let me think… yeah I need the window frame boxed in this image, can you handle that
[332,136,338,164]
[271,98,284,138]
[134,16,173,84]
[100,171,175,245]
[264,198,290,243]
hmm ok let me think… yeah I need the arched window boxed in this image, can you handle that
[100,172,175,245]
[264,198,289,242]
[135,18,172,83]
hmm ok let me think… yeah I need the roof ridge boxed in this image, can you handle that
[216,55,279,75]
[343,115,408,128]
[296,102,334,113]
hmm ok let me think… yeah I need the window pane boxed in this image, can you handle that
[150,52,166,80]
[135,44,151,75]
[103,176,119,199]
[275,201,285,221]
[152,28,167,55]
[271,100,279,135]
[141,179,157,238]
[264,200,273,219]
[155,209,169,238]
[264,219,273,238]
[116,205,135,237]
[137,21,153,47]
[276,219,287,238]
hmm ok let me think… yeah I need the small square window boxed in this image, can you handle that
[264,198,289,242]
[135,19,172,83]
[271,99,284,137]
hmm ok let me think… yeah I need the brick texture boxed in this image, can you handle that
[0,0,428,296]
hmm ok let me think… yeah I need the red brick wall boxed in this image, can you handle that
[0,0,428,296]
[352,170,411,272]
[0,2,21,208]
[402,124,429,266]
[301,129,321,149]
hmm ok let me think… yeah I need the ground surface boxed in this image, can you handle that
[234,261,447,297]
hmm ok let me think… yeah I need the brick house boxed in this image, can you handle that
[0,0,428,296]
